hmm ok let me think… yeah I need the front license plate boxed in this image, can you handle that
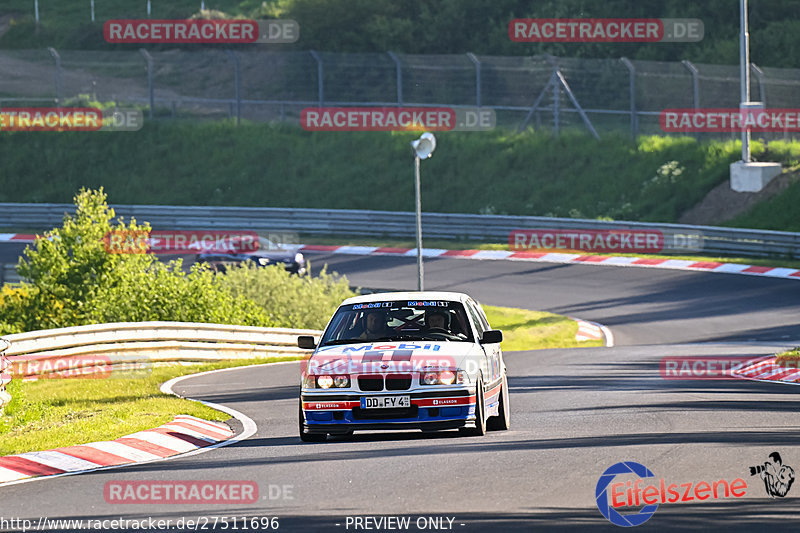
[361,396,411,409]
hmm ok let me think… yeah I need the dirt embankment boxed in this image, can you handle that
[679,169,799,225]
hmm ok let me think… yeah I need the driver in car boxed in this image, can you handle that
[425,310,450,333]
[359,310,390,340]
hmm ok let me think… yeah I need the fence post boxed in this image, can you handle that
[47,48,62,107]
[91,0,95,22]
[620,57,638,138]
[147,0,151,18]
[34,0,39,25]
[139,49,154,120]
[387,51,403,106]
[226,50,241,125]
[466,52,481,107]
[309,50,324,106]
[751,63,766,104]
[682,60,700,110]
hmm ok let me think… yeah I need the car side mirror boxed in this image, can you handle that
[297,336,317,349]
[480,330,503,344]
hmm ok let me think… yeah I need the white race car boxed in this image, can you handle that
[297,291,509,442]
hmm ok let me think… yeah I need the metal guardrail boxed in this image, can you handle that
[0,321,320,377]
[0,321,321,409]
[1,202,800,258]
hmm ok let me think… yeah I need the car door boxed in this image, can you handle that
[465,299,500,386]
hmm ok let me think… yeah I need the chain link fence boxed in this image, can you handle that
[2,48,800,139]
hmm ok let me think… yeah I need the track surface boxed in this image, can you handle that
[2,250,800,532]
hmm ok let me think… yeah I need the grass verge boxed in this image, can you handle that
[0,356,302,456]
[775,347,800,364]
[483,305,603,351]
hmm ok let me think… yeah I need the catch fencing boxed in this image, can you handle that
[2,47,800,139]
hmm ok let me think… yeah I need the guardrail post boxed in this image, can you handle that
[309,50,324,106]
[225,50,241,125]
[139,49,155,120]
[620,57,638,138]
[387,51,403,106]
[0,339,11,411]
[48,47,62,107]
[466,52,481,107]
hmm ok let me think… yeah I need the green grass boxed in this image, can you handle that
[3,122,797,229]
[482,305,602,351]
[0,356,301,456]
[776,347,800,363]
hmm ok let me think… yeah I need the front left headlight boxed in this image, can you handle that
[294,252,304,263]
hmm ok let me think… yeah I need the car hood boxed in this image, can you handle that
[308,341,480,375]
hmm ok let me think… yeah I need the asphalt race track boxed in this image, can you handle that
[2,249,800,532]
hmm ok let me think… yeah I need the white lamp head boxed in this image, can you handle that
[411,132,437,159]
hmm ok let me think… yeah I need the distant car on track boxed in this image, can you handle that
[297,291,509,442]
[195,237,307,275]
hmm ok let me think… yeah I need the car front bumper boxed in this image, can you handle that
[300,388,477,434]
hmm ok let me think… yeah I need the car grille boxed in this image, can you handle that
[357,374,413,391]
[352,406,419,420]
[385,374,412,390]
[358,376,383,391]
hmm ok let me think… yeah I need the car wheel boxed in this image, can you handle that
[298,400,327,442]
[460,378,486,437]
[487,372,510,431]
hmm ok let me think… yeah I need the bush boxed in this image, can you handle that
[217,263,357,329]
[8,187,348,332]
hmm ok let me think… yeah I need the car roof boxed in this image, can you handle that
[340,291,473,305]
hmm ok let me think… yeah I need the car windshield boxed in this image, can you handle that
[319,300,474,345]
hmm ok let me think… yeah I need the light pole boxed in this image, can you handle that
[410,132,436,291]
[740,0,751,163]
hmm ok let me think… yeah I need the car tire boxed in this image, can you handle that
[460,378,486,437]
[487,372,510,431]
[299,400,327,443]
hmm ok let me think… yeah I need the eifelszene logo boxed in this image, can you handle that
[595,461,748,527]
[749,452,795,498]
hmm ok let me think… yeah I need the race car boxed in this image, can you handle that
[297,291,509,442]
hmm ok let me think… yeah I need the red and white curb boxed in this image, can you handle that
[572,318,613,347]
[732,356,800,385]
[0,415,233,485]
[298,244,800,281]
[4,234,797,280]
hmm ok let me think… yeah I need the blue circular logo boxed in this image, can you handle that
[595,461,659,527]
